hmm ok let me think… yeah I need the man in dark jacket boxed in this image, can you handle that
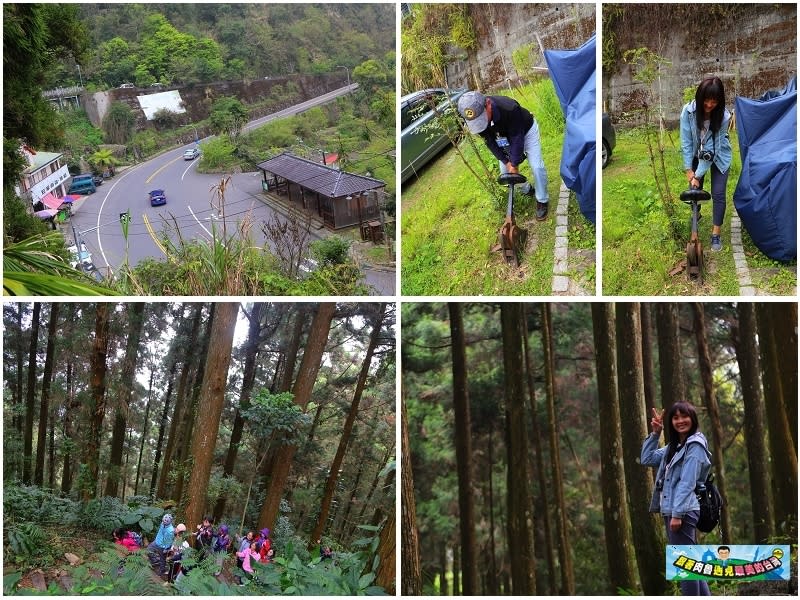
[458,90,549,220]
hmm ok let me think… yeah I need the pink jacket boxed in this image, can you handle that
[116,534,140,552]
[237,548,259,573]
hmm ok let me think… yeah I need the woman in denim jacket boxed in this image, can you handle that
[680,77,733,252]
[641,401,712,596]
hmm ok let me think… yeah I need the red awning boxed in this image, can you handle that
[41,192,61,209]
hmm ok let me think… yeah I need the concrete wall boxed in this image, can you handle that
[82,72,348,130]
[604,4,797,124]
[444,3,596,91]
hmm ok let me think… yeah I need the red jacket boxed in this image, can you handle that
[116,533,140,551]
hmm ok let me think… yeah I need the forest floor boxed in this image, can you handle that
[602,127,796,296]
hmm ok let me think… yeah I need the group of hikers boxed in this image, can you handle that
[112,514,277,585]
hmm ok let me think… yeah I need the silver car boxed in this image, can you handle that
[401,88,466,184]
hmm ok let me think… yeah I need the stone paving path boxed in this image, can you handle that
[552,182,592,296]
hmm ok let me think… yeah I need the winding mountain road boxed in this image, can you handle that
[69,83,395,295]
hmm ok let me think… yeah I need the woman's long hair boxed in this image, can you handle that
[665,401,700,463]
[694,77,726,133]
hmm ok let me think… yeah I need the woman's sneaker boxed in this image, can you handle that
[711,234,722,251]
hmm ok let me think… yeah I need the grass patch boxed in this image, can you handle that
[602,125,793,295]
[401,80,589,295]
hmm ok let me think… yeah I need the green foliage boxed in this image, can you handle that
[3,483,80,526]
[6,523,46,561]
[209,96,248,139]
[310,235,352,266]
[197,136,235,170]
[243,390,310,439]
[60,109,105,158]
[102,102,136,144]
[3,191,49,244]
[151,108,182,131]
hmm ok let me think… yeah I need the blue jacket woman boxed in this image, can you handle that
[641,402,712,596]
[679,77,733,251]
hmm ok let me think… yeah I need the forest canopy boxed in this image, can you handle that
[3,301,396,595]
[401,302,797,596]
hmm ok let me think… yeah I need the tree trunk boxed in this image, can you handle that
[615,303,667,595]
[157,304,203,499]
[62,356,76,494]
[522,306,556,595]
[184,302,239,531]
[106,303,146,498]
[486,422,499,596]
[401,389,421,595]
[439,543,449,595]
[214,302,265,521]
[755,303,798,533]
[541,303,574,595]
[692,303,732,543]
[311,304,385,544]
[733,303,774,542]
[453,543,461,596]
[150,352,179,498]
[35,302,59,486]
[654,303,685,425]
[259,303,336,529]
[134,368,155,496]
[14,304,25,438]
[501,303,535,595]
[23,302,41,485]
[591,303,639,593]
[639,303,657,419]
[445,303,478,595]
[83,302,111,502]
[374,510,396,594]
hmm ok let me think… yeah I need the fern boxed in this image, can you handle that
[6,522,45,560]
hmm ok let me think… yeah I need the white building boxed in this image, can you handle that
[15,146,71,204]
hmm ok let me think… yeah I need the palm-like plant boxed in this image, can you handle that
[89,148,121,176]
[3,232,118,296]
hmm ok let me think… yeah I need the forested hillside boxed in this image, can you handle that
[402,302,797,596]
[48,4,395,89]
[3,302,396,595]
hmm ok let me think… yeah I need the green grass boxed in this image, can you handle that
[602,126,795,296]
[401,80,591,295]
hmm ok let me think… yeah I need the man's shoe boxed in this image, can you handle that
[710,234,722,251]
[535,201,548,221]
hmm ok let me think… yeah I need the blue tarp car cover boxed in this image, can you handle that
[733,77,796,262]
[544,34,596,224]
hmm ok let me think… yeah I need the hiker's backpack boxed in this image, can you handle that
[129,531,144,548]
[695,472,723,533]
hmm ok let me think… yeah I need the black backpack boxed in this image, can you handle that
[695,472,723,533]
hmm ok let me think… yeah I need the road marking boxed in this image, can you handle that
[93,161,148,269]
[188,205,213,238]
[181,159,196,181]
[146,154,183,184]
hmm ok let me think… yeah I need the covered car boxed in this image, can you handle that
[733,77,796,262]
[544,34,597,224]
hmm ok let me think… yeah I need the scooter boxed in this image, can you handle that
[495,173,529,267]
[680,187,712,281]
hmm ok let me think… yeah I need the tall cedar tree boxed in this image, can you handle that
[35,303,59,486]
[654,303,685,423]
[258,303,337,529]
[311,304,387,545]
[446,303,479,595]
[500,303,536,595]
[23,302,41,484]
[214,302,267,520]
[692,303,732,543]
[755,303,798,533]
[615,303,668,595]
[733,303,774,542]
[541,303,575,594]
[521,306,557,594]
[83,302,110,501]
[105,303,146,497]
[184,302,239,531]
[591,303,639,593]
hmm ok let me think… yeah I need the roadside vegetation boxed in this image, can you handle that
[402,79,588,295]
[602,126,796,296]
